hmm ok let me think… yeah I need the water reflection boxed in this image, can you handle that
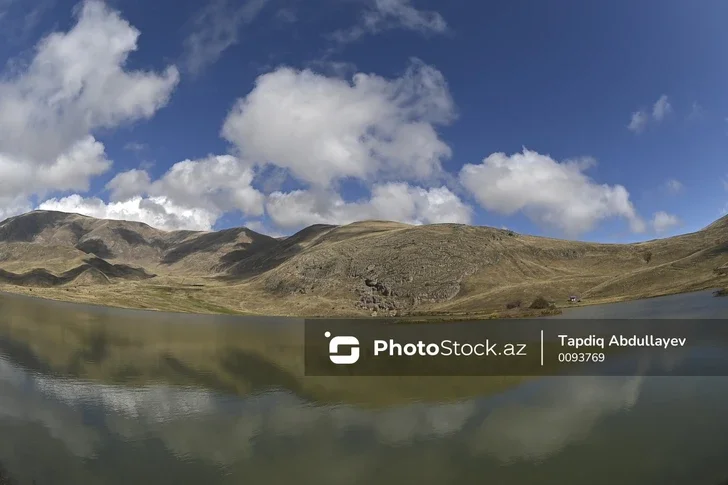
[0,292,727,484]
[470,376,643,463]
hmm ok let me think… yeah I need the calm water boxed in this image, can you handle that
[1,291,727,484]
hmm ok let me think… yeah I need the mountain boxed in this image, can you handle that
[0,210,727,316]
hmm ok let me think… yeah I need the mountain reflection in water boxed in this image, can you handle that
[0,291,727,484]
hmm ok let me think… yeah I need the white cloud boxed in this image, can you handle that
[184,0,270,74]
[45,154,266,231]
[0,136,111,200]
[305,59,358,78]
[38,195,218,231]
[266,183,472,229]
[628,95,672,133]
[221,59,455,187]
[459,149,645,236]
[368,0,447,32]
[0,0,178,217]
[628,111,648,134]
[652,95,672,122]
[331,0,447,44]
[0,196,32,221]
[106,169,152,201]
[0,0,179,164]
[54,160,466,232]
[146,155,265,217]
[651,211,680,233]
[665,179,683,194]
[470,376,643,462]
[0,3,663,240]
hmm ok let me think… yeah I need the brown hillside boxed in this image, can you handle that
[0,211,278,275]
[0,210,727,316]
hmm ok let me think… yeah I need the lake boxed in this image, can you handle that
[0,290,727,485]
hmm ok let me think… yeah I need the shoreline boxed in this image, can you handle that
[0,283,720,320]
[0,287,559,321]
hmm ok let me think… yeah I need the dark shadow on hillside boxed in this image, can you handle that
[702,241,728,260]
[0,258,155,287]
[84,257,155,280]
[113,227,149,247]
[113,227,176,251]
[0,211,85,243]
[219,224,336,280]
[161,228,275,265]
[0,268,70,287]
[75,239,114,259]
[66,222,87,241]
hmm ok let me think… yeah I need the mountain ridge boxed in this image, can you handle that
[0,210,726,316]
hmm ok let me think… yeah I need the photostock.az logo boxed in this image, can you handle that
[325,331,360,364]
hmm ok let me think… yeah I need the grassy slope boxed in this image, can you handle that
[0,211,726,316]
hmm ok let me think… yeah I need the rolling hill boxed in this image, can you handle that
[0,210,727,316]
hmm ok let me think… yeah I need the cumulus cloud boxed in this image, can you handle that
[0,0,179,164]
[0,137,111,200]
[29,54,465,234]
[0,0,179,218]
[331,0,448,45]
[0,197,31,221]
[651,211,680,233]
[266,183,472,230]
[146,155,265,217]
[459,149,645,236]
[184,0,270,74]
[53,176,469,232]
[38,195,219,231]
[221,59,455,187]
[0,2,657,240]
[106,169,152,201]
[42,154,266,231]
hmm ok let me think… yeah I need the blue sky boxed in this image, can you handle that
[0,0,726,242]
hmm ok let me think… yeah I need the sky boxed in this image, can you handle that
[0,0,726,242]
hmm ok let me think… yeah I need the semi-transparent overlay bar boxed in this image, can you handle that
[304,319,728,376]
